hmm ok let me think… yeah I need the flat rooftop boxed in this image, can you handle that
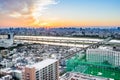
[60,72,109,80]
[26,59,58,70]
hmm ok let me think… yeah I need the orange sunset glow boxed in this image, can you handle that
[0,0,120,28]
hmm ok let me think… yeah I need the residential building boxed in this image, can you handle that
[86,46,120,67]
[23,59,59,80]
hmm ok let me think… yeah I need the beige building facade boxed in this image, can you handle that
[23,59,59,80]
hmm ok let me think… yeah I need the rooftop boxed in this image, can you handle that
[60,72,109,80]
[26,59,58,70]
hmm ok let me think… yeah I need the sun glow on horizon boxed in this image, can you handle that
[0,0,120,28]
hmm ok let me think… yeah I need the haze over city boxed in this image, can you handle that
[1,0,120,80]
[0,0,120,28]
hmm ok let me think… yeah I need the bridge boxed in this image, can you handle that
[14,36,112,60]
[0,35,112,60]
[60,37,112,60]
[14,36,102,47]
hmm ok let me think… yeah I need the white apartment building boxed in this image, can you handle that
[86,47,120,67]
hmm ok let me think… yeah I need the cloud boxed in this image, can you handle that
[32,0,58,23]
[0,0,58,23]
[0,0,32,14]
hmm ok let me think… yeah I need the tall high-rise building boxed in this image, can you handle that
[23,59,59,80]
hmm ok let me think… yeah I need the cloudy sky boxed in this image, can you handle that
[0,0,120,28]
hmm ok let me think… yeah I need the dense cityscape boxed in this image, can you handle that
[0,27,120,39]
[0,29,120,80]
[0,0,120,80]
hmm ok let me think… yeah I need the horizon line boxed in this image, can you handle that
[0,26,120,29]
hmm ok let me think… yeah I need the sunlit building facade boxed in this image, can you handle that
[23,59,59,80]
[86,47,120,67]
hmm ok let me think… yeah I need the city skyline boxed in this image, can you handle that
[0,0,120,28]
